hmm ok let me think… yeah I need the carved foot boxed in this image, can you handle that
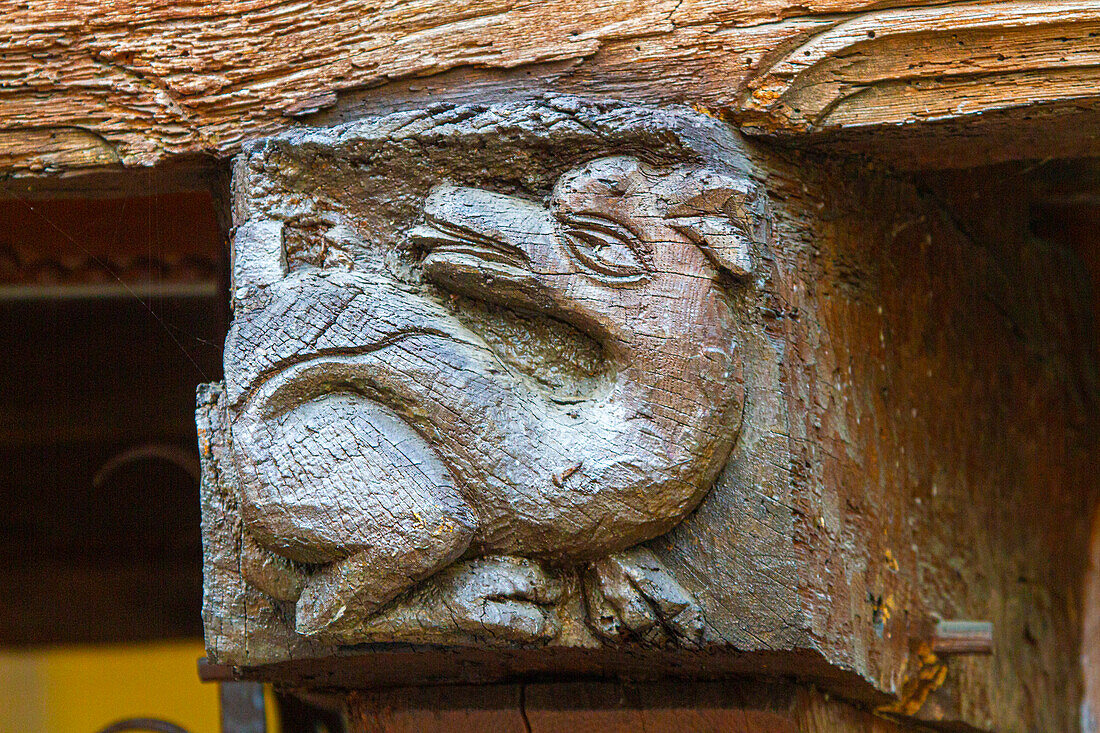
[583,547,704,647]
[361,556,564,645]
[239,532,482,642]
[240,533,561,645]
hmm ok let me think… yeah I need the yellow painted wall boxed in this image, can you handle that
[0,639,221,733]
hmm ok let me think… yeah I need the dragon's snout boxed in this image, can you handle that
[411,184,561,309]
[411,184,555,269]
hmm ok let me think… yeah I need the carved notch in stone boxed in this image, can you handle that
[200,98,776,660]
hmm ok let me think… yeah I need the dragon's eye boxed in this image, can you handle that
[557,213,649,280]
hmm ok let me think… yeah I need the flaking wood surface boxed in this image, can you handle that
[4,0,1100,176]
[770,154,1100,731]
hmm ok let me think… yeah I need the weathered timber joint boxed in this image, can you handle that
[200,99,781,658]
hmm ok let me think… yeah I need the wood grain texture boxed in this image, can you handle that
[739,2,1100,132]
[5,0,1100,176]
[344,681,926,733]
[769,152,1100,732]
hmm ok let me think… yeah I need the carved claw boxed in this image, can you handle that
[443,556,564,642]
[237,532,435,640]
[239,534,561,645]
[583,547,704,647]
[360,556,564,645]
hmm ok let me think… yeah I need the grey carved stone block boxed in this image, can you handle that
[200,98,796,667]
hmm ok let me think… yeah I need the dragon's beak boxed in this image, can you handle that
[412,184,562,312]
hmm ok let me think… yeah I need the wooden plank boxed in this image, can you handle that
[0,191,221,286]
[343,677,928,730]
[4,1,1100,176]
[343,682,927,733]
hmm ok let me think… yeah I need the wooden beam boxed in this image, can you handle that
[344,682,926,733]
[738,2,1100,133]
[4,1,1100,177]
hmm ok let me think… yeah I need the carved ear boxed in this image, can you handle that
[663,172,770,280]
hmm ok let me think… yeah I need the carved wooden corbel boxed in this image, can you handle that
[192,96,1100,732]
[200,98,785,662]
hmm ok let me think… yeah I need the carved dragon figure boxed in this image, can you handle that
[225,154,768,645]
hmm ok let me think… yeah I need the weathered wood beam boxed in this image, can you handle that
[739,2,1100,133]
[4,1,1100,177]
[344,682,927,733]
